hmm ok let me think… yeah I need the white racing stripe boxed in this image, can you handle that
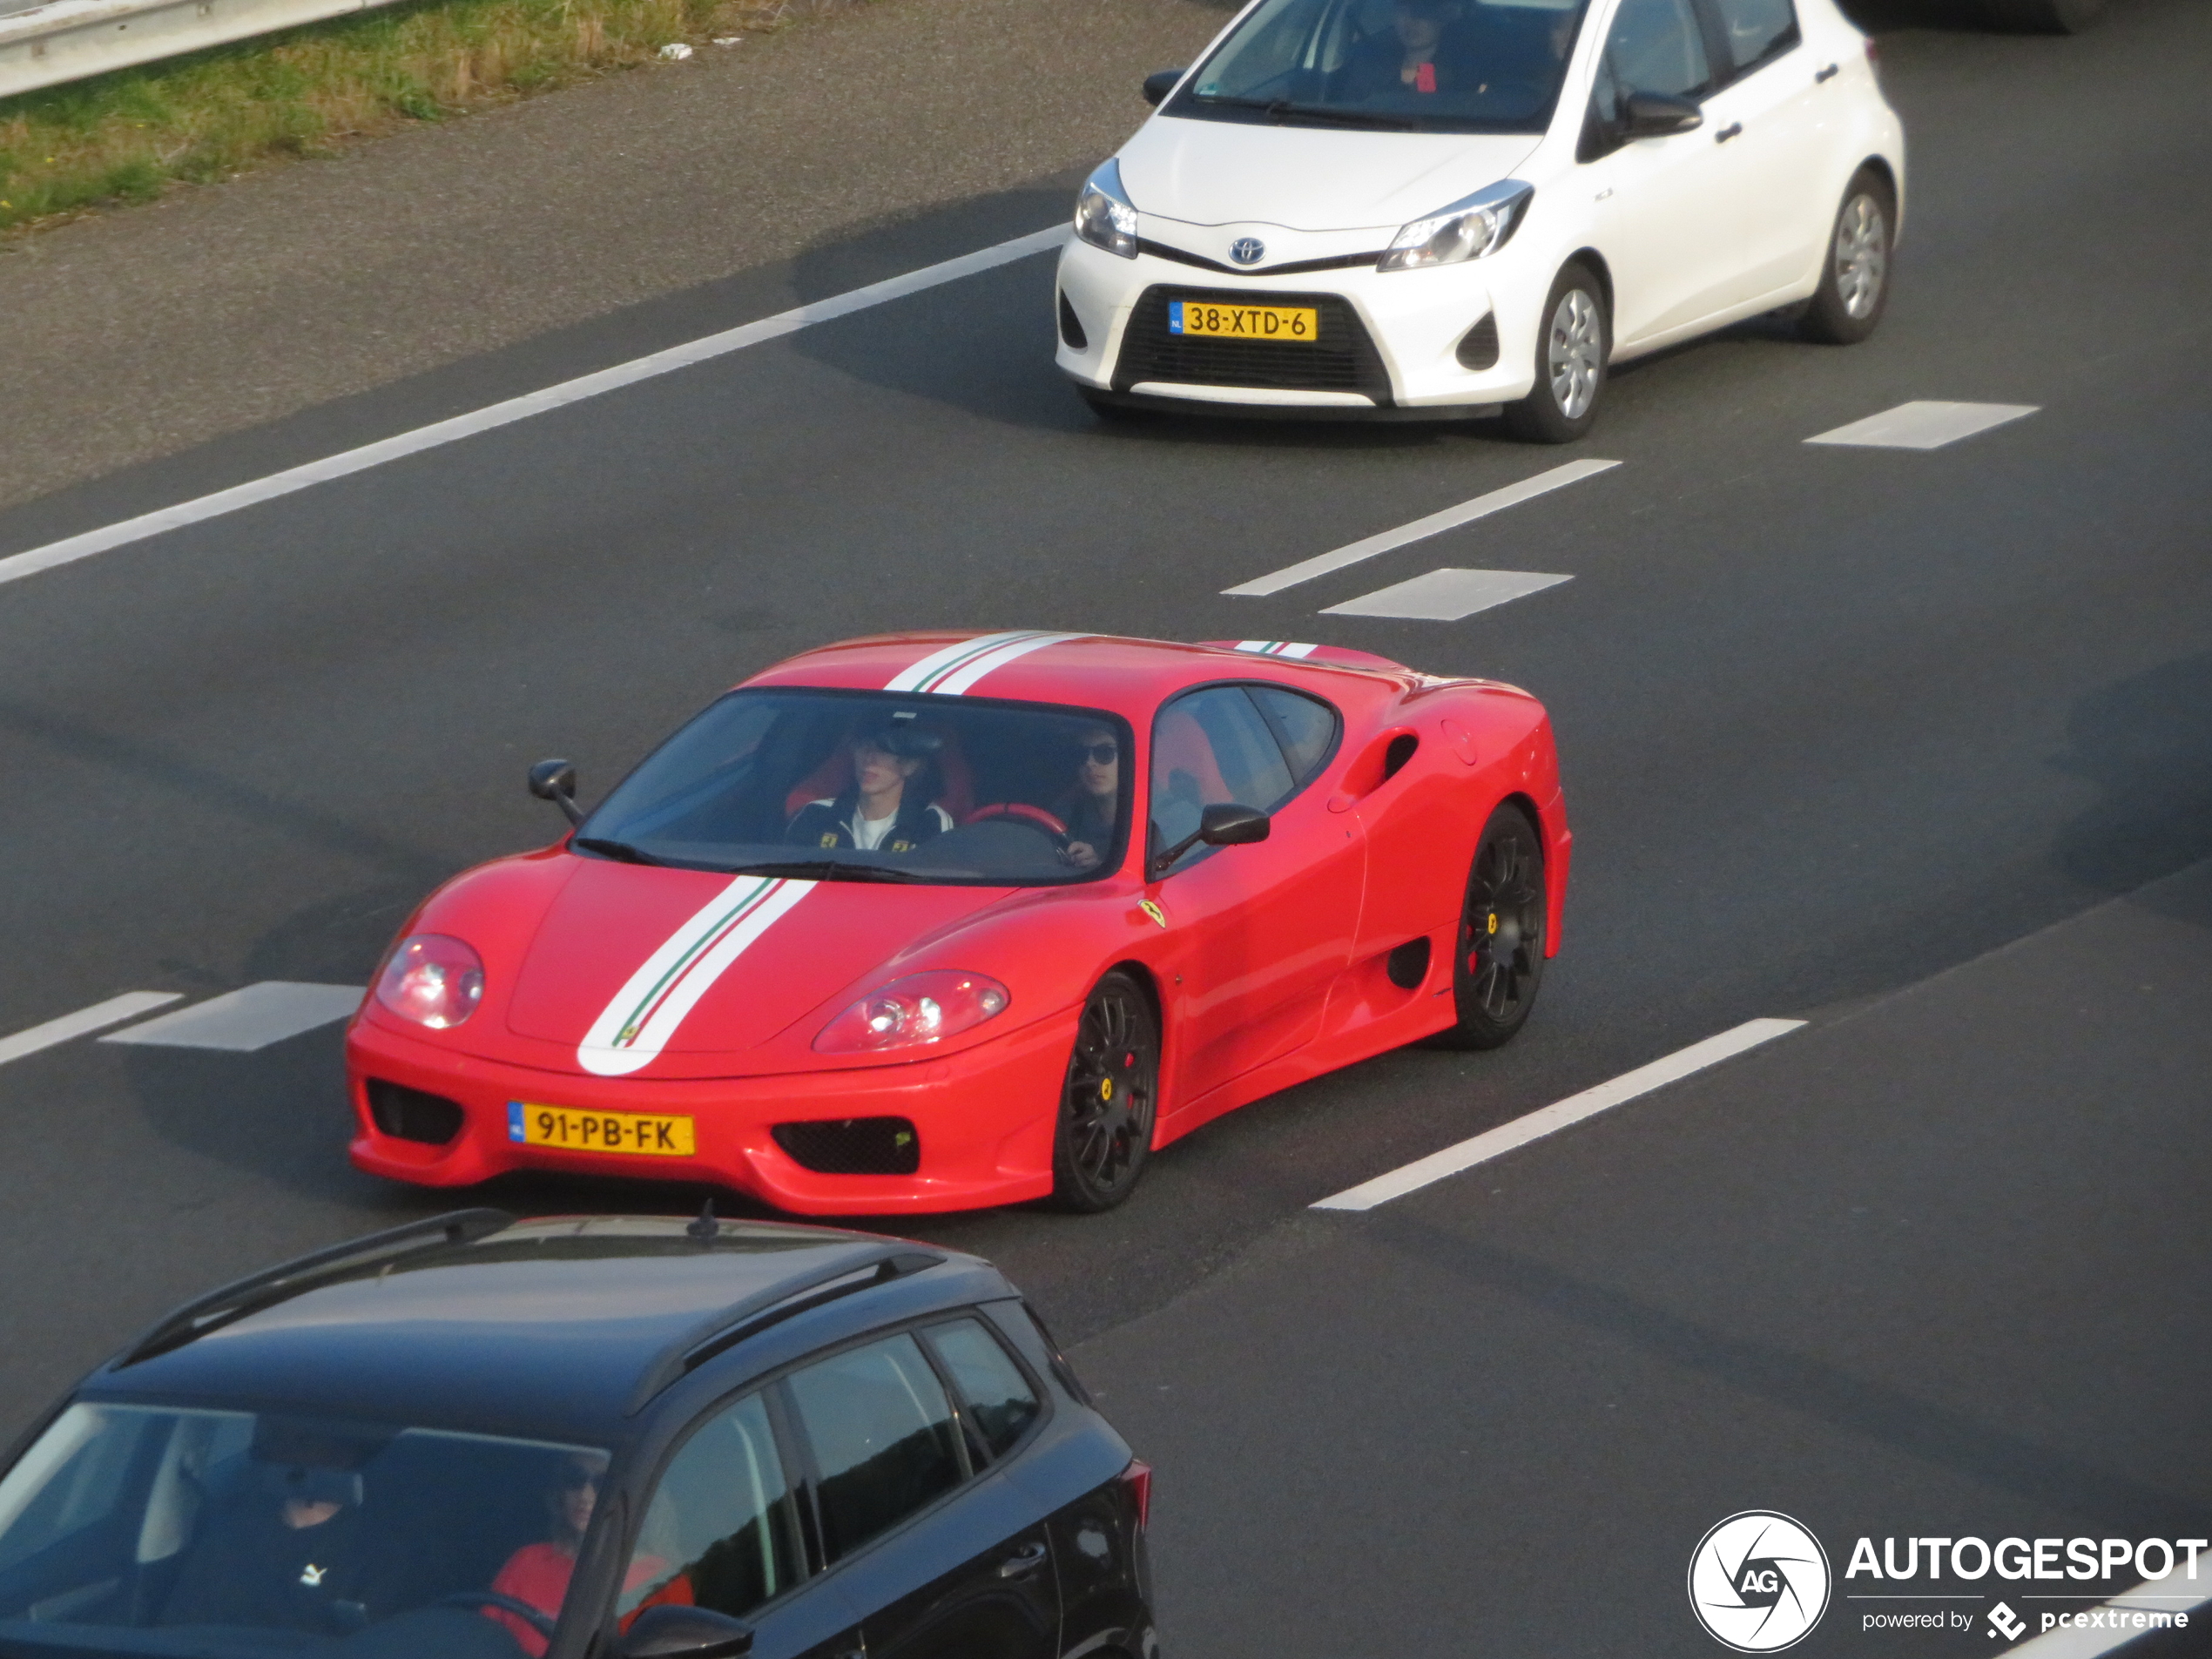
[0,227,1066,594]
[1312,1018,1805,1211]
[577,875,815,1076]
[1231,641,1320,658]
[884,631,1085,694]
[0,993,183,1067]
[1223,459,1619,597]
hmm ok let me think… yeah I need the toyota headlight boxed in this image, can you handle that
[1378,180,1534,273]
[1074,158,1139,260]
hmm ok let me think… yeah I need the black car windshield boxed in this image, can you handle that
[0,1402,610,1659]
[1166,0,1590,134]
[577,690,1136,886]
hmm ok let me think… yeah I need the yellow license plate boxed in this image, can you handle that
[508,1102,695,1157]
[1168,300,1318,342]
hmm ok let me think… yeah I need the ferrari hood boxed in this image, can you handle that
[1118,118,1541,233]
[504,860,1012,1074]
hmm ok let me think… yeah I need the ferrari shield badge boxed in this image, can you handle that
[1138,900,1168,929]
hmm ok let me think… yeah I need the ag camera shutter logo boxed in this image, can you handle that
[1689,1512,1831,1651]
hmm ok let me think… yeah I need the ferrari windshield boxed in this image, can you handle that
[0,1402,608,1659]
[1165,0,1590,134]
[578,690,1136,885]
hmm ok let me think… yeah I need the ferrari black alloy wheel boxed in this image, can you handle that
[1052,969,1161,1211]
[1435,806,1547,1049]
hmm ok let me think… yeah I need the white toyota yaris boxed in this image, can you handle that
[1054,0,1905,438]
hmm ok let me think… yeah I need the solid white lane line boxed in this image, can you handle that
[0,993,184,1067]
[100,981,362,1051]
[1805,401,2039,450]
[1321,567,1570,622]
[0,226,1067,593]
[2006,1562,2212,1657]
[1312,1018,1805,1211]
[1222,458,1618,598]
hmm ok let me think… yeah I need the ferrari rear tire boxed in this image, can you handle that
[1051,970,1161,1212]
[1433,806,1547,1050]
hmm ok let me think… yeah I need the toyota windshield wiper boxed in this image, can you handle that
[572,836,666,866]
[1191,92,1415,130]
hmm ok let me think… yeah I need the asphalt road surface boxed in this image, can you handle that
[2,2,2208,1655]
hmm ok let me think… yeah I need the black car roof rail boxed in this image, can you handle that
[113,1208,516,1370]
[625,1245,944,1414]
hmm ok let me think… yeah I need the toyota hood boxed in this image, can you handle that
[503,860,1014,1075]
[1117,117,1543,233]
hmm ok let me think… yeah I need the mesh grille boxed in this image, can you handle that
[772,1117,921,1176]
[1113,286,1392,401]
[366,1079,464,1145]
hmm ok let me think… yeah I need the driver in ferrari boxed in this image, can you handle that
[784,722,954,854]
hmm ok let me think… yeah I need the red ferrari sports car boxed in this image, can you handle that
[347,631,1570,1214]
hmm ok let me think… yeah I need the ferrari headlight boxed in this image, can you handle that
[1378,180,1534,273]
[814,971,1012,1054]
[374,934,485,1029]
[1074,159,1139,260]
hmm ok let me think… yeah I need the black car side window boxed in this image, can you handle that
[626,1392,803,1624]
[925,1319,1042,1460]
[1707,0,1797,77]
[1246,685,1341,786]
[785,1333,968,1564]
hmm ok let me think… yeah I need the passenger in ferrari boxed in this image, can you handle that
[1058,725,1121,872]
[784,723,953,853]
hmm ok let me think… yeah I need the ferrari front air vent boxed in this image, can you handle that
[367,1079,465,1144]
[772,1117,921,1176]
[1456,312,1501,370]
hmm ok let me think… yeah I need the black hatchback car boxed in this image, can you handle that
[0,1211,1155,1659]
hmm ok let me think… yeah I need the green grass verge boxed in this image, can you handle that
[0,0,779,232]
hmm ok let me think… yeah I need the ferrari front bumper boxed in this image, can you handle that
[345,1011,1078,1215]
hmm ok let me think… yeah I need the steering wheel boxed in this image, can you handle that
[435,1590,558,1640]
[962,803,1069,844]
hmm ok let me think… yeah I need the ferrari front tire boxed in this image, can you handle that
[1051,970,1161,1212]
[1433,806,1547,1050]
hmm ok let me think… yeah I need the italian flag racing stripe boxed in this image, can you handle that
[884,631,1084,694]
[577,875,817,1076]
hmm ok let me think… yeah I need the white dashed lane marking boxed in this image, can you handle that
[1312,1018,1805,1211]
[0,993,185,1068]
[1321,568,1571,622]
[99,982,363,1052]
[1806,401,2040,450]
[1223,459,1618,597]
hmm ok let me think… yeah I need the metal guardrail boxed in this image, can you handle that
[0,0,402,98]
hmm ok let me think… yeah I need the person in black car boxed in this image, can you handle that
[161,1454,368,1632]
[1058,725,1122,872]
[785,723,953,854]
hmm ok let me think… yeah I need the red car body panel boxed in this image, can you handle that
[346,632,1571,1213]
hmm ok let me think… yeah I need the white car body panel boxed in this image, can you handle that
[1055,0,1905,414]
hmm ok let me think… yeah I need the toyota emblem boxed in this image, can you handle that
[1230,237,1266,266]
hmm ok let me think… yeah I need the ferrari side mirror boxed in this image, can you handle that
[1142,67,1183,106]
[1622,91,1703,138]
[617,1606,754,1659]
[1150,803,1270,873]
[1198,803,1270,846]
[529,759,584,826]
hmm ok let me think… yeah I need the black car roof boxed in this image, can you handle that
[80,1216,998,1445]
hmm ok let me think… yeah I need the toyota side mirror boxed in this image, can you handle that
[529,759,584,826]
[1142,68,1183,106]
[1150,802,1270,873]
[1622,91,1703,138]
[617,1606,754,1659]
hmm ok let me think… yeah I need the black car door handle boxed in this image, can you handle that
[1815,61,1839,83]
[997,1541,1049,1578]
[1715,121,1743,143]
